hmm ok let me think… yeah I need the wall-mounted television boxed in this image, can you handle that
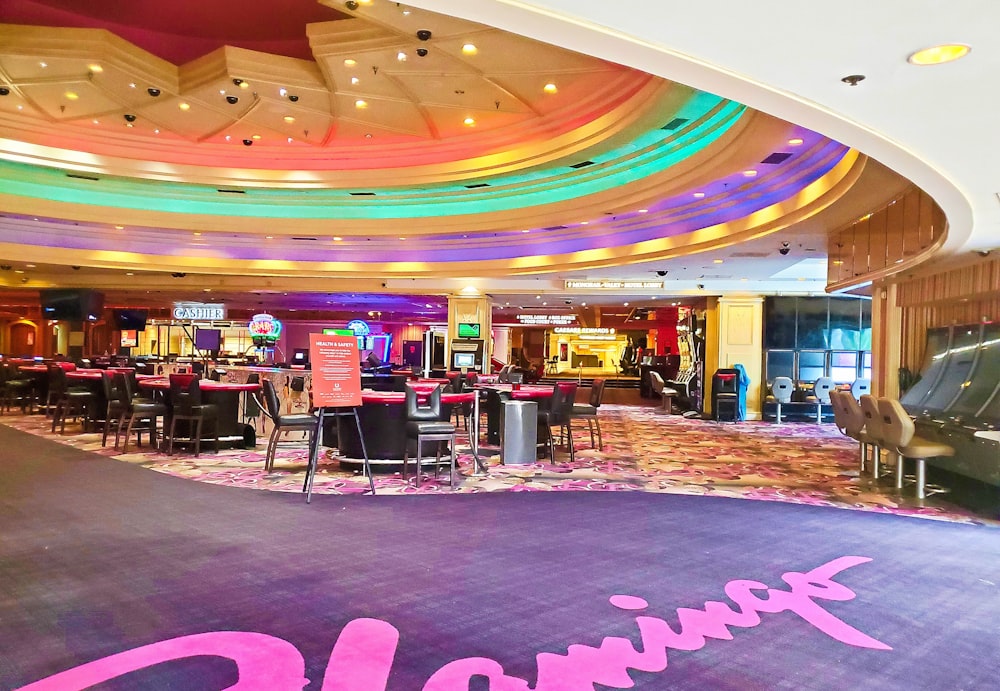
[194,328,222,352]
[457,322,481,338]
[40,289,105,322]
[113,308,148,331]
[454,352,476,369]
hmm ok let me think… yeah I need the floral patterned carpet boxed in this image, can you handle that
[3,405,992,524]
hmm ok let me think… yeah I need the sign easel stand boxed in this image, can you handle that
[304,407,374,503]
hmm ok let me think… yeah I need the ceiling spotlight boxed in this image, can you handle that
[242,139,253,146]
[779,241,791,256]
[226,95,239,104]
[345,0,359,9]
[417,29,432,41]
[232,78,244,87]
[0,87,9,96]
[288,94,299,102]
[147,87,160,97]
[123,113,136,122]
[841,74,866,86]
[416,48,428,57]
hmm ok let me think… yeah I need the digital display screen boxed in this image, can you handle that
[454,352,476,368]
[457,323,480,338]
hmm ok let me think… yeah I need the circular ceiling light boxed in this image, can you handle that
[907,44,970,66]
[462,43,478,55]
[543,83,557,94]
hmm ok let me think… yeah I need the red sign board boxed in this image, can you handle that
[309,334,362,407]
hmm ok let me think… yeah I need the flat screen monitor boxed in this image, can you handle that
[120,330,138,348]
[453,352,476,369]
[194,328,222,352]
[112,308,148,331]
[40,289,105,321]
[292,348,309,365]
[457,323,481,338]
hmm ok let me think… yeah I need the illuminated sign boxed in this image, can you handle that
[172,302,226,321]
[516,314,577,325]
[564,280,664,290]
[249,313,283,344]
[553,327,617,335]
[346,319,371,336]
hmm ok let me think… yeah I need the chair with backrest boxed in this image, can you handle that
[840,390,876,478]
[164,374,219,455]
[403,385,457,487]
[539,382,578,463]
[859,394,888,480]
[811,376,836,423]
[851,378,871,399]
[1,363,36,414]
[260,378,317,472]
[569,378,607,450]
[497,364,512,383]
[648,370,677,413]
[114,371,168,452]
[770,377,794,422]
[242,372,264,434]
[100,371,127,447]
[877,396,955,500]
[49,365,96,434]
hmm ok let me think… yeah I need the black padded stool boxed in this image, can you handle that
[49,366,96,434]
[402,385,457,488]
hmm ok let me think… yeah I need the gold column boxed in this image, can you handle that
[872,280,901,398]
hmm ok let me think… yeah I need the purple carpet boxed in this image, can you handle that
[2,424,999,690]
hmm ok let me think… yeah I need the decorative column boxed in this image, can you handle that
[705,296,764,419]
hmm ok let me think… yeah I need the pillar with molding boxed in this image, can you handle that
[704,296,764,419]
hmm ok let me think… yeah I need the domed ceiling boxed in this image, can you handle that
[0,0,902,320]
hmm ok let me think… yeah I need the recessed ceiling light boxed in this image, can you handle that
[287,137,293,143]
[743,169,758,177]
[88,64,103,73]
[355,99,368,109]
[351,77,360,85]
[637,209,648,214]
[279,88,288,97]
[397,51,407,62]
[193,232,201,236]
[788,137,803,146]
[333,236,343,241]
[713,259,724,264]
[908,44,970,66]
[521,229,530,233]
[92,119,99,125]
[126,272,134,276]
[179,102,190,111]
[462,43,477,55]
[225,135,231,141]
[114,225,124,230]
[238,81,249,89]
[26,264,35,268]
[252,134,261,140]
[623,302,629,307]
[543,83,557,94]
[39,61,47,68]
[344,59,357,67]
[580,221,588,225]
[14,269,24,274]
[832,259,844,265]
[693,192,706,198]
[129,82,136,88]
[265,235,273,239]
[64,91,79,100]
[399,237,406,240]
[463,117,475,126]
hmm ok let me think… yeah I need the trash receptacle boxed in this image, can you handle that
[500,400,538,464]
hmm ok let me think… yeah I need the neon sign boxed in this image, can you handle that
[346,319,371,336]
[249,313,282,345]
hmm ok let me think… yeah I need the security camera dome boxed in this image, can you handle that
[417,29,432,41]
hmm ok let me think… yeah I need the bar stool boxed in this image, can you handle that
[402,385,457,487]
[49,365,95,434]
[770,377,794,422]
[877,397,955,500]
[165,374,219,456]
[858,394,888,481]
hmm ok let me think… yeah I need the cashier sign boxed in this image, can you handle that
[309,334,363,407]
